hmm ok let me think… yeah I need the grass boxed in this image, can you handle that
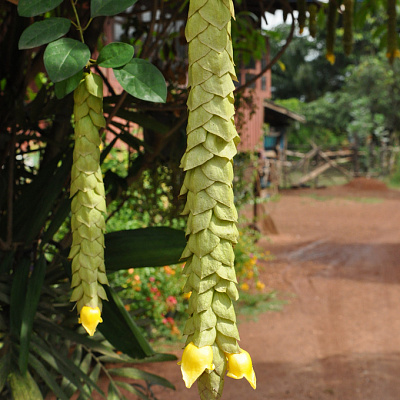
[236,290,288,321]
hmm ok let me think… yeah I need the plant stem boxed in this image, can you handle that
[70,0,85,43]
[83,18,93,32]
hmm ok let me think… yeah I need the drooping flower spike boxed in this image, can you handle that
[179,0,255,397]
[69,73,109,335]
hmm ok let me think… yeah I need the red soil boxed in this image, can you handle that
[136,179,400,400]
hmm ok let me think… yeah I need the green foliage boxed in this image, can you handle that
[236,291,286,319]
[54,70,84,99]
[91,0,138,18]
[0,0,174,398]
[298,55,400,149]
[18,0,63,17]
[43,38,91,82]
[232,12,267,65]
[18,18,71,50]
[113,59,168,103]
[97,42,135,68]
[112,265,187,340]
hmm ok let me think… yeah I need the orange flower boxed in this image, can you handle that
[164,266,176,275]
[240,283,249,291]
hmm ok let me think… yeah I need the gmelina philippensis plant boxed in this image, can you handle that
[69,73,109,336]
[178,0,256,398]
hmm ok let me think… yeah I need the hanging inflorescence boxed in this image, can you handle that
[386,0,399,63]
[314,0,398,64]
[178,0,255,398]
[69,73,109,336]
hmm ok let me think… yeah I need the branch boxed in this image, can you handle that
[140,0,159,59]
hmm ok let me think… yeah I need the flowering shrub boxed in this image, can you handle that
[110,227,273,341]
[111,264,188,340]
[235,227,274,292]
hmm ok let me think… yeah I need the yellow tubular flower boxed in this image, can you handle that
[178,342,215,388]
[78,306,103,336]
[226,348,256,389]
[326,52,335,65]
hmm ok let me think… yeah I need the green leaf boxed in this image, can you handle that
[40,198,71,244]
[18,0,63,17]
[0,353,10,393]
[109,368,175,389]
[104,227,185,271]
[91,0,138,18]
[0,250,14,274]
[113,59,167,103]
[114,382,149,400]
[19,255,47,373]
[44,38,90,83]
[97,42,134,68]
[55,70,84,99]
[28,354,69,400]
[35,320,121,360]
[18,18,71,50]
[10,258,31,337]
[8,369,43,400]
[100,286,154,359]
[107,383,123,400]
[13,149,73,244]
[30,335,103,398]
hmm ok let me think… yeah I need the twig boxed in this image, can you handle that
[141,0,159,59]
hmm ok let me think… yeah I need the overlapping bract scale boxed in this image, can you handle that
[180,0,241,396]
[69,73,109,316]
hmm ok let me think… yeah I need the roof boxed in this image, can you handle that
[263,100,306,126]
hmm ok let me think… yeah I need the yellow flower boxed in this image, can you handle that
[326,52,335,65]
[183,291,192,300]
[240,282,249,291]
[256,281,265,291]
[178,342,215,388]
[78,306,103,336]
[386,49,400,61]
[226,348,256,389]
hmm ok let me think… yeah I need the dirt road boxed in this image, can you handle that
[144,179,400,400]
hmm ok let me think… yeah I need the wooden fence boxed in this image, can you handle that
[258,141,400,189]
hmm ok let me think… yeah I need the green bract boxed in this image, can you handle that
[180,0,246,398]
[69,73,109,322]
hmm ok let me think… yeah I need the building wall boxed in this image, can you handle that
[236,41,271,153]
